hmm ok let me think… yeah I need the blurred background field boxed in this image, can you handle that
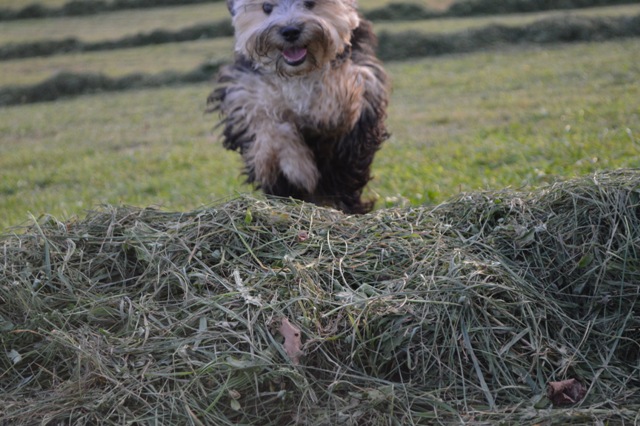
[0,0,639,230]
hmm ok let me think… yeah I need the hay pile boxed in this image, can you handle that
[1,170,639,424]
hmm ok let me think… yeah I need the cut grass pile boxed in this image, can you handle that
[1,170,639,424]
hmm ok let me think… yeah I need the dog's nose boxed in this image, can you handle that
[280,25,302,42]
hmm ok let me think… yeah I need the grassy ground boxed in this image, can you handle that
[0,5,640,85]
[2,2,638,45]
[0,3,230,44]
[374,3,640,33]
[0,0,453,45]
[2,3,639,425]
[0,0,455,12]
[365,0,455,9]
[0,38,231,86]
[377,40,640,206]
[0,0,69,7]
[1,37,638,230]
[0,85,244,230]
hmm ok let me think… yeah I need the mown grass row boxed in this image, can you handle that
[0,0,220,20]
[4,6,640,83]
[6,2,640,47]
[0,20,233,61]
[0,2,229,45]
[3,3,640,61]
[2,12,639,106]
[446,0,640,16]
[367,0,640,20]
[377,12,640,60]
[374,3,640,33]
[0,61,222,106]
[0,38,228,86]
[3,0,639,20]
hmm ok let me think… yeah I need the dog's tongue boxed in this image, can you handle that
[282,47,307,64]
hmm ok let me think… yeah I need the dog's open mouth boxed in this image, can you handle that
[282,47,307,66]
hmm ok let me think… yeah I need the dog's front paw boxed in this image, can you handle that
[248,123,319,194]
[279,143,319,193]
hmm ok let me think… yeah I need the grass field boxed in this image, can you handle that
[2,4,639,86]
[0,38,231,86]
[1,37,639,230]
[1,2,640,424]
[0,0,69,7]
[0,3,230,44]
[380,40,640,204]
[375,3,640,33]
[0,2,639,231]
[0,0,455,12]
[2,3,639,45]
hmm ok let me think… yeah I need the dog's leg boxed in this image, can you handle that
[315,65,388,214]
[246,121,319,194]
[210,66,320,195]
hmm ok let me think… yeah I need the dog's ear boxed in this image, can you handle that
[226,0,235,16]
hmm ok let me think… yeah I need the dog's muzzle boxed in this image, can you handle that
[280,24,308,66]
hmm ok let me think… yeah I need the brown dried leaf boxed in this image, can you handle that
[279,317,303,365]
[547,378,586,406]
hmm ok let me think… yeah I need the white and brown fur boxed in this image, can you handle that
[208,0,389,214]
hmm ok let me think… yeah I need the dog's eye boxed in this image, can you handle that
[262,2,273,14]
[303,0,315,9]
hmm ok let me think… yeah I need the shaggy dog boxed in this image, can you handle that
[208,0,389,214]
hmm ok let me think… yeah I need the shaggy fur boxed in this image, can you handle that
[208,0,389,214]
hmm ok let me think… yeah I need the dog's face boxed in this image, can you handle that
[227,0,360,76]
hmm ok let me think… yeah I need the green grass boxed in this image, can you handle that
[1,39,639,230]
[0,3,229,44]
[0,0,454,12]
[1,3,639,424]
[2,4,638,88]
[0,85,244,229]
[3,2,637,45]
[374,3,640,33]
[375,40,640,206]
[0,0,68,7]
[364,0,455,9]
[0,38,232,86]
[0,0,452,46]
